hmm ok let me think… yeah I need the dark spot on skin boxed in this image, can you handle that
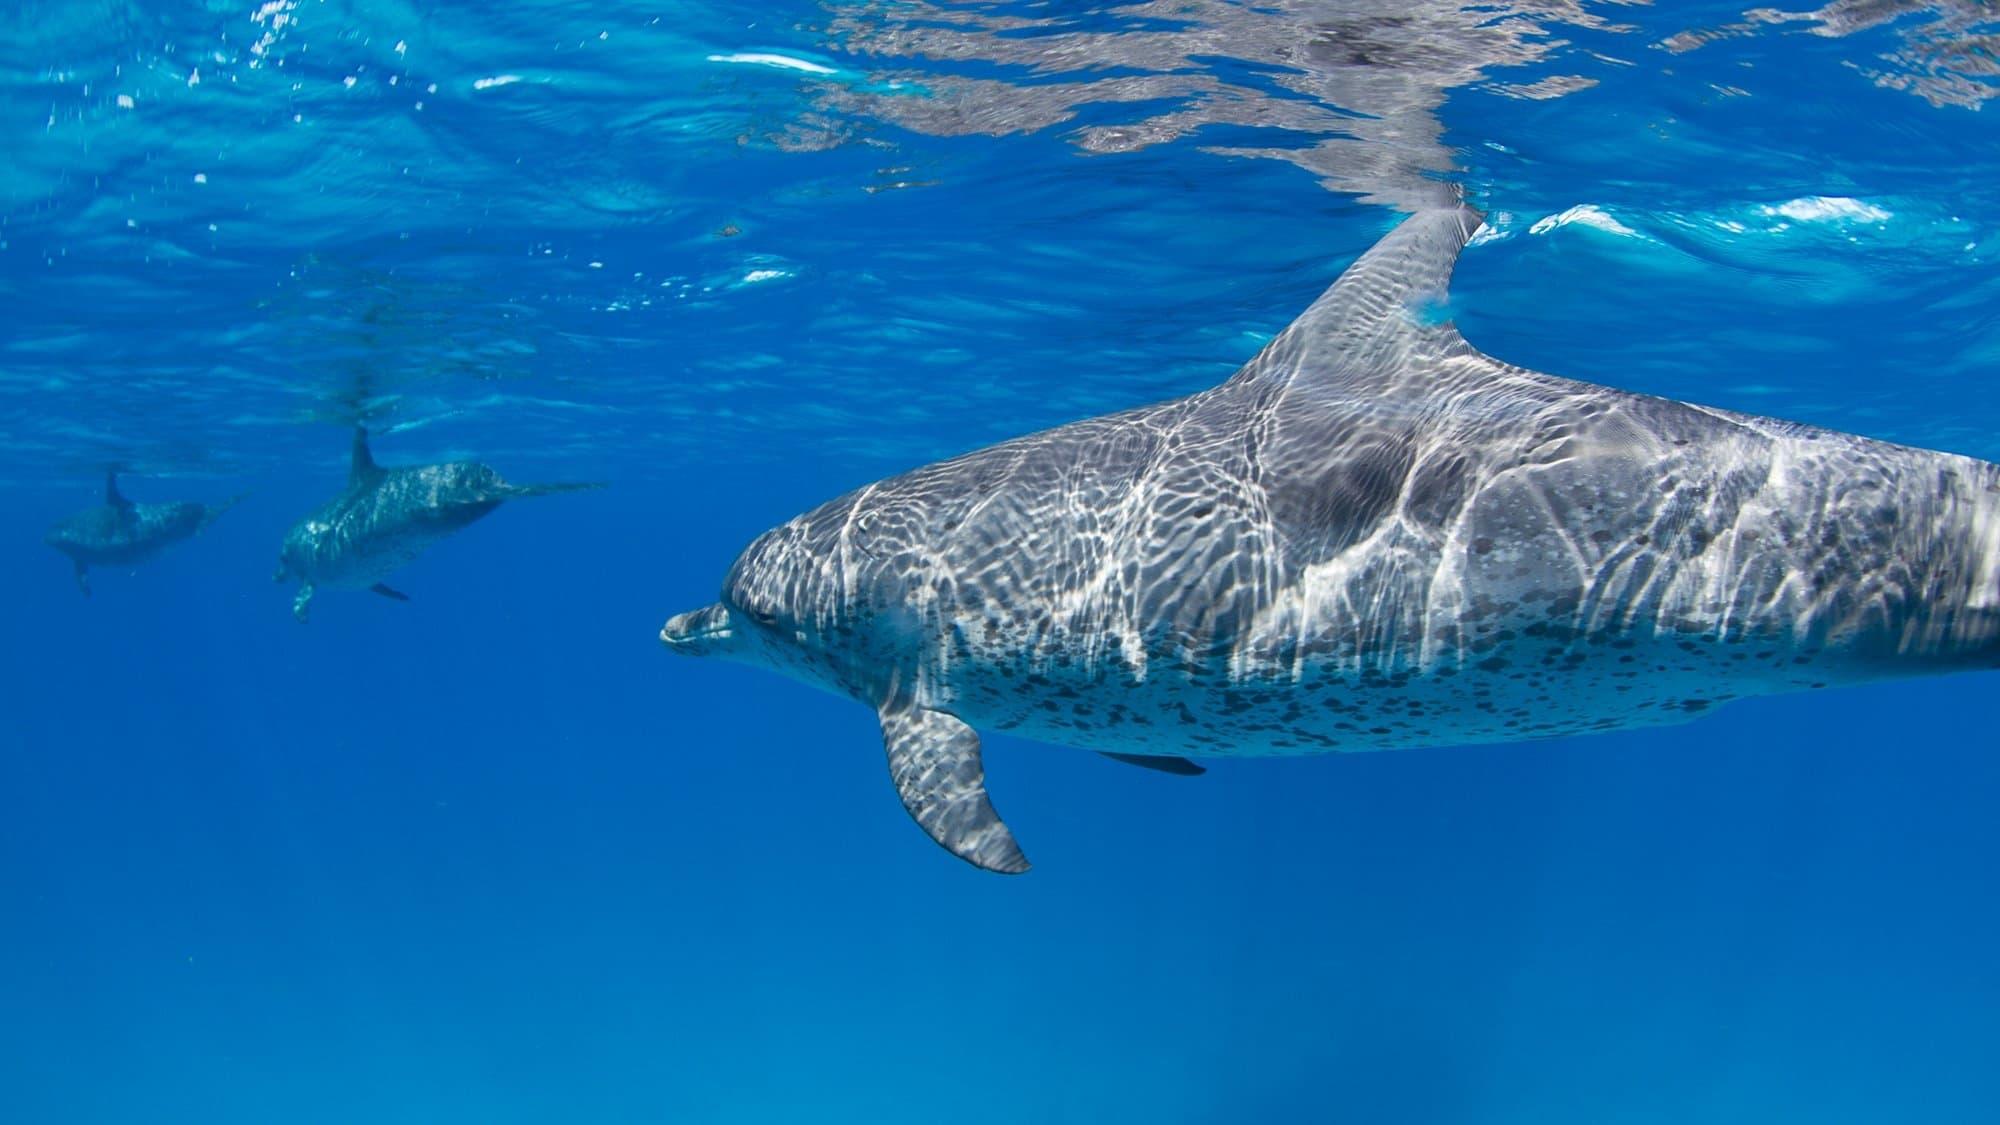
[1473,537,1494,555]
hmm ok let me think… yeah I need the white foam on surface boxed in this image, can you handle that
[1527,205,1637,237]
[1762,196,1892,224]
[706,53,836,76]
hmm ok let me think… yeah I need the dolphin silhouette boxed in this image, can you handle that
[45,472,243,597]
[276,427,601,622]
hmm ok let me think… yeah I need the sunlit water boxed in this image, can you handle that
[5,2,2000,1122]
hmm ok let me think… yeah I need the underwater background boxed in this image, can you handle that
[6,1,2000,1121]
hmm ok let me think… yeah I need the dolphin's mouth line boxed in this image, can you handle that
[660,605,738,650]
[660,623,733,645]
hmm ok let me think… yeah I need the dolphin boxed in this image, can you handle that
[277,427,601,622]
[661,204,2000,874]
[45,472,243,596]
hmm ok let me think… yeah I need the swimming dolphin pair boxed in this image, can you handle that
[45,432,597,616]
[275,427,602,621]
[662,204,2000,874]
[44,472,243,596]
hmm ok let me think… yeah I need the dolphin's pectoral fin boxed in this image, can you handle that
[369,583,411,602]
[1097,751,1206,776]
[880,704,1029,874]
[292,584,314,623]
[71,560,90,598]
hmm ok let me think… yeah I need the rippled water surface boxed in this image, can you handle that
[6,2,2000,1122]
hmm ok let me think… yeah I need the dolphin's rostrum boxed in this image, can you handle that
[277,427,601,622]
[663,206,2000,874]
[45,472,243,596]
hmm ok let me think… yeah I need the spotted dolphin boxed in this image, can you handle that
[277,428,601,622]
[45,472,243,596]
[661,205,2000,874]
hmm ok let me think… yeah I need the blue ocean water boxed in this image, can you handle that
[6,1,2000,1121]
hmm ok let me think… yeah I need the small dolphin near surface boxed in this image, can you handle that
[277,427,601,622]
[662,204,2000,874]
[45,472,243,596]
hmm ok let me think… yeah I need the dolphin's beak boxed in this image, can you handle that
[660,603,736,656]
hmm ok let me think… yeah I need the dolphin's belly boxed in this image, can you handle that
[50,508,191,565]
[294,517,451,587]
[936,624,1836,757]
[67,536,162,565]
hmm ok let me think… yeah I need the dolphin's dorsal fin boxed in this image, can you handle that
[349,426,382,486]
[880,704,1029,874]
[105,471,132,511]
[1230,205,1485,390]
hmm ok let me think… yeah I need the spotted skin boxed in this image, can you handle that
[45,473,241,596]
[277,428,600,621]
[662,206,2000,872]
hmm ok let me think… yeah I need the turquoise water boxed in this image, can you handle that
[6,1,2000,1121]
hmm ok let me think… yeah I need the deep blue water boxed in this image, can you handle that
[6,2,2000,1121]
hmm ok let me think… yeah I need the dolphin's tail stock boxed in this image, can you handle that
[503,480,606,499]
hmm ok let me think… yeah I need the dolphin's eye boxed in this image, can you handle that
[746,607,779,627]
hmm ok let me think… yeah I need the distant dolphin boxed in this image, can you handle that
[276,428,601,622]
[45,472,242,596]
[661,205,2000,874]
